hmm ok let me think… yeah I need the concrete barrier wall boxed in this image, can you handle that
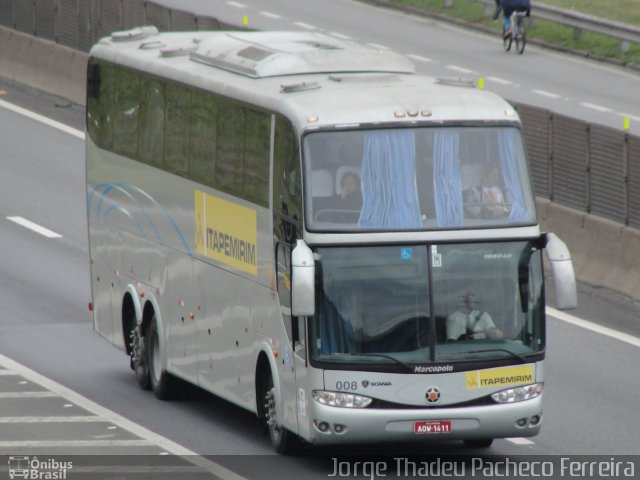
[0,26,88,106]
[538,198,640,300]
[1,25,638,299]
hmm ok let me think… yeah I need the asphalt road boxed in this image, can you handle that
[0,72,639,479]
[2,0,640,473]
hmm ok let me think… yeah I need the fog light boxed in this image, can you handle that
[333,424,346,434]
[516,418,528,427]
[530,415,542,426]
[314,420,330,433]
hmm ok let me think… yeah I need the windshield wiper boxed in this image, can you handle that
[349,353,414,371]
[463,348,529,363]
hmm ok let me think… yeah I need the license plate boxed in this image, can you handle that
[414,420,452,434]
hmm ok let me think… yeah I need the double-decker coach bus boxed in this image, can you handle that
[86,28,577,453]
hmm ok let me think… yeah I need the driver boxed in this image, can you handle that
[446,291,504,341]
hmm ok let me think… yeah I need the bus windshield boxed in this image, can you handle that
[303,126,535,231]
[309,241,545,369]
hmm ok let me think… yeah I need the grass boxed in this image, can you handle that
[383,0,640,67]
[540,0,640,25]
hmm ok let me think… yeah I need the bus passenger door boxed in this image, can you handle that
[275,241,304,436]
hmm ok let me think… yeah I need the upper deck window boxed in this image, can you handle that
[303,126,535,231]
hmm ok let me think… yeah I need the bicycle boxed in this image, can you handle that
[503,10,527,54]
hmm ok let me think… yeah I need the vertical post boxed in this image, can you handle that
[573,27,582,41]
[585,124,591,213]
[32,0,36,36]
[443,0,453,8]
[623,133,629,225]
[142,0,147,27]
[548,111,554,202]
[119,0,123,32]
[54,0,59,43]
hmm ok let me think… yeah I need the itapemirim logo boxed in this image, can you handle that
[8,456,72,479]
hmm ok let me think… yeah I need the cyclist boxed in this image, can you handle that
[492,0,531,37]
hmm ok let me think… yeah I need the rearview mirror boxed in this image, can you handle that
[544,233,578,310]
[291,240,315,317]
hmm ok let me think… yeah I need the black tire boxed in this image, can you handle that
[147,315,178,400]
[516,30,526,54]
[132,326,151,390]
[464,438,494,448]
[503,31,512,52]
[262,373,297,454]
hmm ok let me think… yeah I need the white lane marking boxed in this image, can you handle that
[487,76,514,85]
[507,437,536,445]
[53,466,204,474]
[407,54,433,63]
[533,89,563,99]
[7,216,62,239]
[0,416,106,423]
[259,11,281,19]
[547,307,640,348]
[0,98,84,139]
[446,65,474,74]
[329,31,351,40]
[618,112,640,122]
[0,392,57,398]
[0,353,249,480]
[226,1,246,8]
[367,43,389,50]
[0,439,155,448]
[293,21,316,30]
[580,102,612,113]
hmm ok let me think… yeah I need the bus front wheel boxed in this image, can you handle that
[263,373,296,454]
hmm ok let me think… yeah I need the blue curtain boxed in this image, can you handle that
[358,130,422,229]
[319,285,356,354]
[434,132,463,227]
[497,129,531,222]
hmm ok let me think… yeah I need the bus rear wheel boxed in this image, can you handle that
[147,315,177,400]
[131,326,151,390]
[263,373,296,454]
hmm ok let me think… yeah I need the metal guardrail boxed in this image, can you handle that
[475,0,640,51]
[0,0,232,52]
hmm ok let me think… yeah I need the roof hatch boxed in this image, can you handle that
[189,31,414,78]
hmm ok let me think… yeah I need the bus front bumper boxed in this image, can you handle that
[304,394,543,445]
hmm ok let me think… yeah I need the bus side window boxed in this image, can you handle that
[273,116,301,242]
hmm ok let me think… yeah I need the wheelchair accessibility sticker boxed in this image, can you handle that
[400,247,413,260]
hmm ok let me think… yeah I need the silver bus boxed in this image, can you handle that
[86,28,577,453]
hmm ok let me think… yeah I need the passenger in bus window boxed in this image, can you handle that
[464,164,509,219]
[446,291,504,341]
[336,171,363,211]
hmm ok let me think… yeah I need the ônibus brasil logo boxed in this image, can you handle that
[8,456,72,479]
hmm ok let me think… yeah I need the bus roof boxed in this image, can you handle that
[91,28,521,130]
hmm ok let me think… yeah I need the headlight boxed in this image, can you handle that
[491,383,543,404]
[312,390,372,408]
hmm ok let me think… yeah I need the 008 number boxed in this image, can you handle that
[335,381,358,391]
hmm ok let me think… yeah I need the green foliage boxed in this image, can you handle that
[388,0,640,66]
